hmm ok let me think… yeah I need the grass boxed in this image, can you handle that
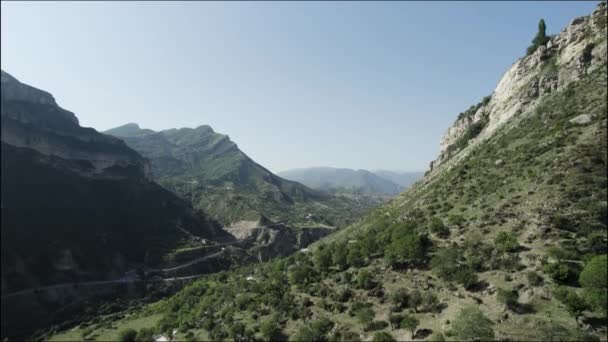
[49,314,162,341]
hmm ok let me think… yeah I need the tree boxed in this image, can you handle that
[527,19,550,55]
[421,291,440,313]
[451,307,494,341]
[260,316,281,341]
[347,243,365,267]
[579,255,607,314]
[390,288,409,309]
[119,329,138,342]
[409,290,423,313]
[385,233,428,267]
[400,314,419,337]
[372,331,397,342]
[314,244,333,272]
[388,313,404,330]
[356,269,375,290]
[356,306,375,327]
[332,242,349,270]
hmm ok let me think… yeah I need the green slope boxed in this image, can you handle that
[106,125,378,228]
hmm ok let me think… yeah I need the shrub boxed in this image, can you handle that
[356,269,376,290]
[347,243,365,267]
[555,286,588,318]
[543,262,576,283]
[494,231,518,252]
[447,214,466,227]
[400,314,419,336]
[332,242,349,270]
[526,271,544,286]
[409,290,423,313]
[372,331,397,342]
[135,328,155,342]
[313,244,333,272]
[429,218,450,238]
[119,328,137,342]
[579,255,607,313]
[390,288,409,309]
[372,331,396,342]
[451,307,494,341]
[260,316,281,341]
[389,313,404,330]
[421,291,440,313]
[496,288,518,307]
[356,306,375,326]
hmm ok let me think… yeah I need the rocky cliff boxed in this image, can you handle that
[431,3,607,172]
[1,71,225,294]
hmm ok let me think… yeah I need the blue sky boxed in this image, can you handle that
[1,1,598,172]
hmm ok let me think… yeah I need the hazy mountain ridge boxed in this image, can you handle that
[278,167,420,196]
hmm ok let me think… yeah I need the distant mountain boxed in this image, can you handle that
[372,170,424,188]
[105,125,375,228]
[104,123,155,137]
[0,70,225,294]
[278,167,404,196]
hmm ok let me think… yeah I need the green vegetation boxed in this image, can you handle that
[118,328,137,342]
[527,18,550,55]
[451,307,494,341]
[579,254,608,313]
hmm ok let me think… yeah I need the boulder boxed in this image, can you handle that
[569,114,592,125]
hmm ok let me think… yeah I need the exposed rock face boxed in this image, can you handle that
[1,71,152,181]
[431,3,607,171]
[225,219,335,261]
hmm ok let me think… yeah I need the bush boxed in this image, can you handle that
[497,288,518,307]
[119,328,138,342]
[135,328,155,342]
[451,307,494,341]
[372,331,396,342]
[429,218,450,238]
[579,255,607,314]
[313,244,333,272]
[356,306,375,326]
[526,271,544,286]
[400,314,419,336]
[494,231,518,252]
[388,313,404,330]
[555,286,588,318]
[543,262,576,283]
[390,288,409,309]
[356,269,376,290]
[260,316,281,341]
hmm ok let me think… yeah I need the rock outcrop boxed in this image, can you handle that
[430,2,607,171]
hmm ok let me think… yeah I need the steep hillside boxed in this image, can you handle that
[47,4,608,342]
[0,70,226,294]
[278,167,404,197]
[105,124,377,229]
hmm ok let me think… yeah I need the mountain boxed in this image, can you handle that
[104,123,155,138]
[0,70,227,295]
[105,125,377,229]
[278,167,404,196]
[372,170,425,188]
[71,4,608,342]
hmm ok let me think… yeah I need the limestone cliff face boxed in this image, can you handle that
[1,70,151,180]
[431,3,607,171]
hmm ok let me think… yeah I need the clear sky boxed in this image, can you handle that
[1,1,599,173]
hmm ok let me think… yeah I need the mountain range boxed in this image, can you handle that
[104,124,379,229]
[277,167,423,196]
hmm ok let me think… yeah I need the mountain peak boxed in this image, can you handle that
[104,123,155,137]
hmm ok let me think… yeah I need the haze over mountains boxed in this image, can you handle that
[278,167,423,197]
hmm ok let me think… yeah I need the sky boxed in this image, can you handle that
[1,1,599,173]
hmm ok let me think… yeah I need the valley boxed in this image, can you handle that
[1,2,607,342]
